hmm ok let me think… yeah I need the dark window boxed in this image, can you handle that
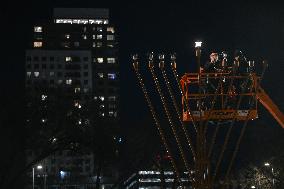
[50,64,54,69]
[50,57,55,61]
[83,57,89,61]
[84,80,88,85]
[57,72,62,77]
[73,57,81,62]
[98,81,104,86]
[57,64,62,69]
[26,56,32,61]
[41,57,47,61]
[108,88,115,94]
[42,64,47,69]
[33,56,39,61]
[50,80,54,84]
[85,159,90,164]
[26,80,31,84]
[34,64,39,69]
[84,72,88,77]
[26,64,31,69]
[85,166,90,172]
[84,64,88,69]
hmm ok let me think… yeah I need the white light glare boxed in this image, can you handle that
[37,165,43,170]
[195,41,202,48]
[251,186,256,189]
[264,162,270,166]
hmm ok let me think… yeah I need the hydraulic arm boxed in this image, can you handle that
[257,87,284,128]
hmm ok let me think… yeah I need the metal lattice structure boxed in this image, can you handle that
[132,44,284,189]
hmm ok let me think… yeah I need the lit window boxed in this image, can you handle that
[107,58,116,63]
[107,43,114,48]
[107,27,115,33]
[74,102,82,109]
[92,35,96,39]
[96,20,103,24]
[98,73,104,78]
[99,96,105,101]
[92,42,96,47]
[100,112,105,117]
[26,72,31,77]
[74,88,80,93]
[97,58,104,63]
[33,42,42,47]
[66,79,72,85]
[34,26,42,32]
[41,118,47,123]
[96,42,102,47]
[108,73,116,79]
[97,27,103,32]
[109,111,117,117]
[100,104,105,109]
[78,119,82,125]
[41,94,47,101]
[49,72,55,76]
[97,35,102,39]
[65,57,72,62]
[107,35,114,41]
[108,96,116,101]
[65,34,70,39]
[82,35,87,40]
[34,72,40,77]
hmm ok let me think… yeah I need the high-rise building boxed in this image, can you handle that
[27,8,119,119]
[25,8,119,189]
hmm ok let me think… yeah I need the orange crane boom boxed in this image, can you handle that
[257,87,284,128]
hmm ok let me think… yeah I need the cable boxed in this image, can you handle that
[160,62,196,160]
[148,61,192,175]
[132,61,183,186]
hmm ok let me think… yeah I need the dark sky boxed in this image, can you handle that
[1,0,284,165]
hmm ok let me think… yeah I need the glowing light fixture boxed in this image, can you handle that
[37,165,43,170]
[195,41,202,48]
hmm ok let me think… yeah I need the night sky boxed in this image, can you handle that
[1,0,284,170]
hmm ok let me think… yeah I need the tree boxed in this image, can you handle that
[238,155,284,189]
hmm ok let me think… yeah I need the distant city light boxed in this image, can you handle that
[195,41,202,48]
[41,94,47,101]
[251,186,256,189]
[37,165,43,170]
[264,162,270,166]
[60,171,67,179]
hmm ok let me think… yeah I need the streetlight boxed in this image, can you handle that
[264,161,275,187]
[194,41,202,74]
[32,164,43,189]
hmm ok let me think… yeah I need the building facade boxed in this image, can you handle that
[123,171,190,189]
[25,8,120,189]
